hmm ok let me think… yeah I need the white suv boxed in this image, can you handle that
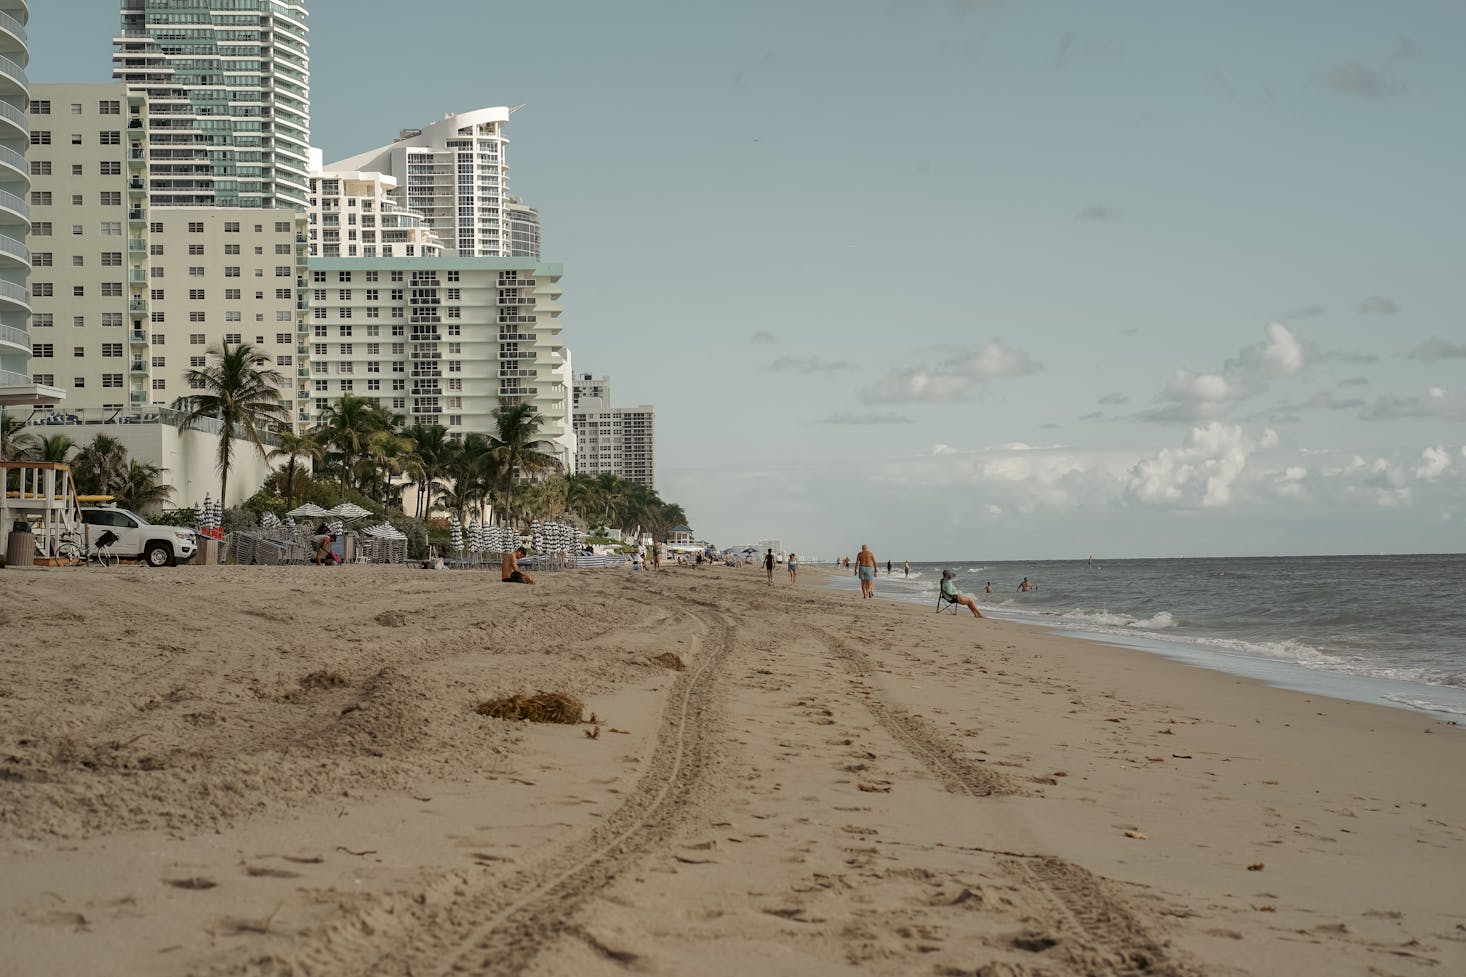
[79,507,198,567]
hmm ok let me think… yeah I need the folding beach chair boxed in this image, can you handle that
[936,590,961,614]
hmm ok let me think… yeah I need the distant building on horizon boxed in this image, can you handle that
[112,0,311,210]
[572,373,655,490]
[327,108,535,259]
[307,148,445,260]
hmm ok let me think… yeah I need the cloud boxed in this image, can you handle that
[1282,304,1326,319]
[765,356,854,374]
[1136,322,1304,422]
[1313,349,1380,365]
[749,331,779,345]
[1414,446,1452,480]
[1389,36,1422,61]
[1244,391,1367,423]
[1098,392,1129,405]
[1406,338,1466,361]
[863,341,1042,403]
[1338,376,1370,387]
[1358,295,1398,315]
[1319,62,1397,98]
[1362,387,1466,421]
[821,411,912,426]
[1125,423,1276,508]
[1076,205,1121,221]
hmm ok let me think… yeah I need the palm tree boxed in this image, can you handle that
[406,423,453,520]
[487,403,561,514]
[111,459,174,513]
[443,432,495,524]
[36,433,77,464]
[363,429,417,510]
[315,395,390,491]
[0,412,36,462]
[178,342,289,506]
[71,433,130,496]
[267,430,321,510]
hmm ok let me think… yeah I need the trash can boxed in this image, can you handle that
[4,519,34,569]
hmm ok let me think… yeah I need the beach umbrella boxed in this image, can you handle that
[449,514,463,552]
[287,502,330,520]
[467,518,482,553]
[328,502,372,523]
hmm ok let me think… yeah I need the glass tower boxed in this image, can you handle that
[112,0,310,209]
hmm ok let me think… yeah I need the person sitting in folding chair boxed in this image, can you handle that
[938,568,984,618]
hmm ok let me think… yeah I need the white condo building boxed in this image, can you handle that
[112,0,310,210]
[0,0,55,408]
[572,374,655,489]
[328,108,529,258]
[306,256,575,471]
[26,83,310,427]
[307,148,444,259]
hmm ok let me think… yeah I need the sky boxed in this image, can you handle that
[29,0,1466,560]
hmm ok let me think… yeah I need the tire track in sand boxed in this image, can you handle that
[801,623,1203,977]
[243,599,734,977]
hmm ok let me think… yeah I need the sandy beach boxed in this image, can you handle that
[1,563,1462,976]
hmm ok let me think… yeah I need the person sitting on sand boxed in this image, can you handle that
[787,552,799,584]
[940,569,985,618]
[502,546,535,585]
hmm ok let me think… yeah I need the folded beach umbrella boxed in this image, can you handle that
[467,518,482,553]
[328,519,345,537]
[450,514,463,552]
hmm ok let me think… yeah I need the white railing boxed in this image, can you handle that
[0,54,26,87]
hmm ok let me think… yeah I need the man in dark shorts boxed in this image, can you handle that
[502,546,535,584]
[763,548,775,585]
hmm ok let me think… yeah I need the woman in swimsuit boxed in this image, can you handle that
[787,553,799,584]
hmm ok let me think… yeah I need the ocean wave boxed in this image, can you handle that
[1056,608,1178,630]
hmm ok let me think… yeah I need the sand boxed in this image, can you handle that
[0,562,1462,976]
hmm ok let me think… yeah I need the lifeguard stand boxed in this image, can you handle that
[0,462,82,565]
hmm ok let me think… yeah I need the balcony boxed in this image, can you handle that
[128,269,147,285]
[0,321,27,354]
[0,279,27,310]
[128,238,147,253]
[498,314,536,324]
[127,120,144,141]
[296,365,310,378]
[0,144,24,180]
[128,209,146,225]
[128,149,146,169]
[0,10,27,50]
[0,232,26,267]
[130,361,148,374]
[0,100,23,141]
[130,331,148,345]
[296,296,309,310]
[128,178,146,197]
[0,187,24,221]
[0,54,27,94]
[130,390,148,404]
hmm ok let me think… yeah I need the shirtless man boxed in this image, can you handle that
[1017,576,1033,592]
[502,546,535,585]
[855,545,878,599]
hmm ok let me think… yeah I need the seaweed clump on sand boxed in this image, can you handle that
[650,652,685,671]
[476,691,585,724]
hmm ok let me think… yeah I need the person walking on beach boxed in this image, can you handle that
[787,552,799,584]
[652,541,662,571]
[855,545,878,599]
[764,548,775,585]
[1017,576,1033,592]
[886,560,892,576]
[903,560,910,578]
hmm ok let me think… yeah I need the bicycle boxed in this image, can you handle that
[54,529,120,568]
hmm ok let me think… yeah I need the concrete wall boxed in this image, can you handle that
[25,421,282,511]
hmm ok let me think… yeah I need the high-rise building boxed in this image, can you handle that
[306,256,575,471]
[504,195,540,259]
[1,0,61,409]
[26,83,310,427]
[112,0,310,210]
[328,108,528,258]
[572,374,655,490]
[307,149,444,259]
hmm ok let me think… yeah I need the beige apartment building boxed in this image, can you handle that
[572,374,655,489]
[26,83,310,429]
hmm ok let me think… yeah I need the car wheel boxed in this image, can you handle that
[144,542,174,567]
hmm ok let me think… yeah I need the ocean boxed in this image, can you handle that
[820,554,1466,718]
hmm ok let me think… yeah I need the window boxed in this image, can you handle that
[224,288,240,300]
[151,379,166,391]
[189,266,205,277]
[72,347,85,358]
[224,243,240,255]
[99,191,122,207]
[31,282,53,297]
[274,221,291,233]
[188,222,204,234]
[340,343,353,356]
[101,313,123,329]
[151,333,164,345]
[33,314,53,328]
[31,100,51,115]
[71,194,82,206]
[73,378,85,389]
[367,379,380,391]
[101,252,122,267]
[31,222,52,236]
[224,222,240,233]
[99,161,121,176]
[151,266,164,278]
[31,252,52,267]
[30,160,52,177]
[225,266,241,277]
[190,356,206,368]
[30,131,51,145]
[189,289,205,301]
[225,333,241,345]
[275,243,291,255]
[99,131,121,145]
[367,361,380,374]
[150,244,163,256]
[100,221,122,236]
[275,266,291,277]
[150,311,164,323]
[71,255,83,267]
[150,221,162,233]
[99,100,121,115]
[189,334,206,346]
[30,191,51,205]
[151,356,165,368]
[31,343,54,358]
[102,374,123,388]
[101,283,123,297]
[32,374,54,386]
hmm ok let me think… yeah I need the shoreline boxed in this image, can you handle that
[1,563,1462,975]
[812,562,1466,719]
